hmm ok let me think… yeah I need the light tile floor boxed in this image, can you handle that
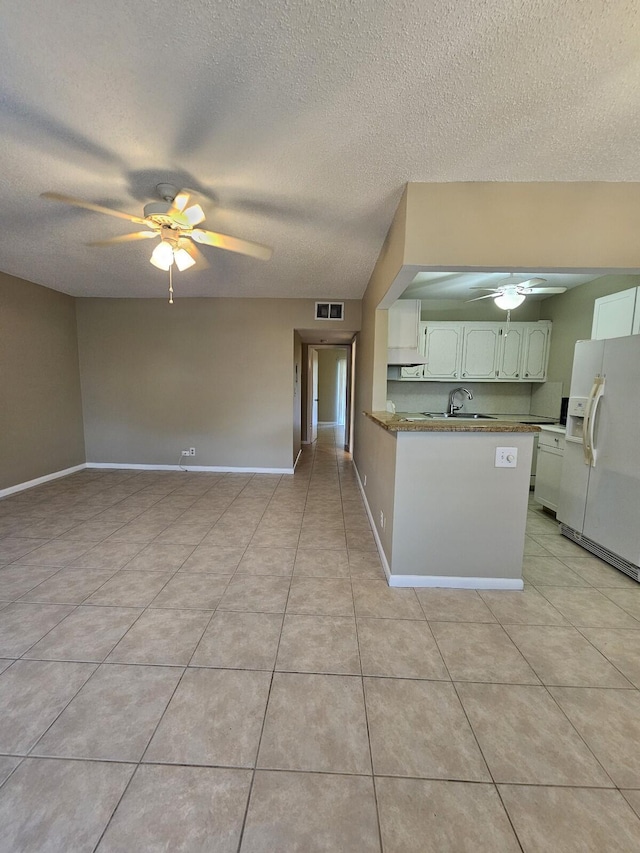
[0,426,640,849]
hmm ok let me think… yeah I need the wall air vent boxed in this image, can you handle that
[315,302,344,320]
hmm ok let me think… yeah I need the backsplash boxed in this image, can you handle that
[387,381,534,415]
[530,381,562,418]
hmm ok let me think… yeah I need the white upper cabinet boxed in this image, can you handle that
[496,325,524,380]
[388,300,419,348]
[522,321,551,380]
[396,320,551,382]
[422,323,464,379]
[387,300,428,364]
[591,287,640,340]
[460,324,500,379]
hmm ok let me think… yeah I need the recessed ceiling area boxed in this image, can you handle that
[1,2,640,299]
[402,271,603,302]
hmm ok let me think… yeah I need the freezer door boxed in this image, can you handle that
[582,336,640,563]
[556,339,604,532]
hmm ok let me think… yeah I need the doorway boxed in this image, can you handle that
[304,343,354,451]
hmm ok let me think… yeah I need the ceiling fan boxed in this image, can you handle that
[41,183,273,274]
[466,275,567,309]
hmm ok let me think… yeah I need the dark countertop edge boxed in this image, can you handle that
[365,411,541,433]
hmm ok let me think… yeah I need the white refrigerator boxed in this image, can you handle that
[557,335,640,581]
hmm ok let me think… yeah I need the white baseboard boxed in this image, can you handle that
[388,574,524,590]
[353,463,391,582]
[292,449,303,471]
[85,462,295,475]
[353,462,524,590]
[0,463,86,499]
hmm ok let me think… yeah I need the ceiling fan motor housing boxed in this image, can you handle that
[143,201,183,227]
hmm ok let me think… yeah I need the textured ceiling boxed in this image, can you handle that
[1,0,639,299]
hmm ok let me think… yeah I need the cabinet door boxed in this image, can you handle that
[388,300,420,349]
[422,324,463,379]
[496,325,524,380]
[534,446,564,511]
[522,323,551,381]
[591,288,638,340]
[460,325,499,379]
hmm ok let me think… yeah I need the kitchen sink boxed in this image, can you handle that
[422,412,497,420]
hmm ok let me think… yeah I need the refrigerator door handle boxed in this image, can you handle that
[587,376,605,467]
[582,380,599,465]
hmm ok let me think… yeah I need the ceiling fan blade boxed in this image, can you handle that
[180,239,210,270]
[516,277,546,288]
[167,190,190,217]
[183,204,206,226]
[87,231,158,247]
[465,293,498,302]
[191,228,273,261]
[469,287,500,292]
[41,192,148,225]
[525,287,567,294]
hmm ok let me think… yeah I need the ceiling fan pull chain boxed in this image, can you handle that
[168,265,174,304]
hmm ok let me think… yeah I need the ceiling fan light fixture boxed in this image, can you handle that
[494,291,526,310]
[174,247,196,271]
[150,240,175,271]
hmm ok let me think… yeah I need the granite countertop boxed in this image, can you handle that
[366,411,541,433]
[537,424,567,435]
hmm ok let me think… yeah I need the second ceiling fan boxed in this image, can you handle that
[466,275,567,309]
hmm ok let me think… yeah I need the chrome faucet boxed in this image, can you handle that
[447,387,473,416]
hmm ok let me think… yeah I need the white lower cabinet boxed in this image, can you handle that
[534,428,565,512]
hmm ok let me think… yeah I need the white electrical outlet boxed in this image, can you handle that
[495,446,518,468]
[189,448,196,456]
[181,450,190,457]
[379,510,384,528]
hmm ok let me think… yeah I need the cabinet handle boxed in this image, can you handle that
[525,373,529,377]
[462,372,466,377]
[515,373,519,377]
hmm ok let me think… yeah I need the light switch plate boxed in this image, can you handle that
[495,446,518,467]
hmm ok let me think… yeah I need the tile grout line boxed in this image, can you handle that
[235,445,314,852]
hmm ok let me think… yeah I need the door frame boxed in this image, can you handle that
[304,342,355,451]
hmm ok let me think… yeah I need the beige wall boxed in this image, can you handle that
[0,272,85,491]
[404,182,640,269]
[76,297,360,470]
[317,349,347,422]
[540,274,640,393]
[353,187,408,475]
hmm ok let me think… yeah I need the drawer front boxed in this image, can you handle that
[538,431,566,451]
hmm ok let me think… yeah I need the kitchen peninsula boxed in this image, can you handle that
[360,412,539,588]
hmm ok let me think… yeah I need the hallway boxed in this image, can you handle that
[0,426,639,849]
